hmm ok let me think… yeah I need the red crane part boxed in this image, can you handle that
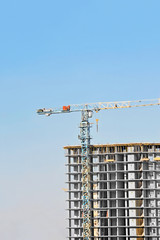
[63,105,70,111]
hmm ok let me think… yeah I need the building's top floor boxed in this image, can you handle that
[64,143,160,154]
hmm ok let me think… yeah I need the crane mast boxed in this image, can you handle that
[37,98,160,240]
[80,110,91,239]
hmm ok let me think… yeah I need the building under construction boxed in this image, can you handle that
[65,143,160,239]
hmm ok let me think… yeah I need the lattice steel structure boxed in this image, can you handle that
[65,143,160,240]
[80,110,91,239]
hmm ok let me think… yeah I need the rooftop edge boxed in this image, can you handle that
[64,142,160,149]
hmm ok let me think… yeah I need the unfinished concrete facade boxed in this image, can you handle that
[65,143,160,239]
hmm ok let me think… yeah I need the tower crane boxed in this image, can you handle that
[37,98,160,240]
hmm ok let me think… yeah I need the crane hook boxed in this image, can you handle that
[96,119,99,132]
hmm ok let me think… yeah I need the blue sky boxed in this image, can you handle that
[0,1,160,239]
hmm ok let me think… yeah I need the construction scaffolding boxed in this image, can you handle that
[65,143,160,240]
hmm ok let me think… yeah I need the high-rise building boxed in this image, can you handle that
[65,143,160,239]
